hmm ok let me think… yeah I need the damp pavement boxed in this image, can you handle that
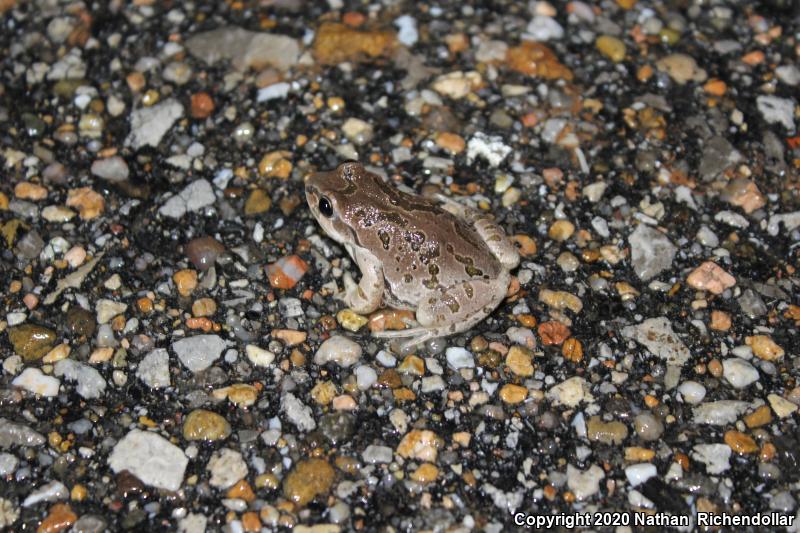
[1,0,799,531]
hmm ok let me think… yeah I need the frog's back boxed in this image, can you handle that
[346,175,502,305]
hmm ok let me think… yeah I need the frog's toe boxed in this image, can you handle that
[372,327,438,351]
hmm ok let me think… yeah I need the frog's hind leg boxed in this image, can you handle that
[372,275,510,350]
[430,193,520,269]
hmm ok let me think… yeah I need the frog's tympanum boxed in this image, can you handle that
[305,162,519,348]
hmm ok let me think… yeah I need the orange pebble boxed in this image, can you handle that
[703,79,727,96]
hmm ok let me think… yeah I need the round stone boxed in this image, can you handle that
[183,409,231,441]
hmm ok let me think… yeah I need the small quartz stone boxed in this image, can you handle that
[207,448,248,489]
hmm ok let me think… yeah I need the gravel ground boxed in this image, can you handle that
[1,0,799,531]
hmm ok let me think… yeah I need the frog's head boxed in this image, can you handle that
[305,161,365,245]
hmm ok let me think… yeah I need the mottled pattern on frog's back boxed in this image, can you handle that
[337,170,502,307]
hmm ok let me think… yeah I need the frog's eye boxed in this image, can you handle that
[318,196,334,218]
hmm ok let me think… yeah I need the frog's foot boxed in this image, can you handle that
[371,327,441,351]
[336,269,383,315]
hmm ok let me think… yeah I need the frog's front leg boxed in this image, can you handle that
[338,246,384,315]
[373,273,510,349]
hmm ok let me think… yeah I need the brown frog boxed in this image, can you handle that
[305,162,519,348]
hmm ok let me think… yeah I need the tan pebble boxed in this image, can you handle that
[126,71,145,92]
[510,234,537,256]
[337,309,368,332]
[14,182,48,201]
[226,479,256,502]
[452,431,471,447]
[64,246,86,268]
[599,245,624,264]
[327,96,345,111]
[183,409,231,441]
[561,338,584,363]
[88,347,114,363]
[410,463,439,484]
[499,384,528,404]
[136,297,153,314]
[538,289,583,314]
[430,70,482,99]
[272,329,307,346]
[722,179,765,214]
[760,442,776,462]
[768,394,798,418]
[624,447,655,462]
[70,484,87,501]
[311,381,337,405]
[312,22,395,65]
[218,384,259,407]
[192,297,217,317]
[696,496,717,514]
[66,187,105,220]
[506,41,573,80]
[258,151,293,179]
[173,269,198,297]
[37,503,77,533]
[506,345,534,377]
[241,511,261,532]
[595,35,626,63]
[42,343,71,364]
[393,387,416,401]
[23,293,38,310]
[724,430,758,454]
[707,359,723,377]
[687,261,735,294]
[655,53,707,85]
[615,282,640,300]
[397,355,425,376]
[548,220,575,241]
[332,394,357,410]
[586,415,628,445]
[435,132,466,154]
[255,473,280,490]
[709,310,731,331]
[744,405,773,428]
[282,458,335,507]
[746,335,784,361]
[244,189,272,215]
[444,32,468,53]
[396,430,443,461]
[0,191,8,210]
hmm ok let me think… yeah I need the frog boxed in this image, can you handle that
[305,161,520,349]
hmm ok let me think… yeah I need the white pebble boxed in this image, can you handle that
[445,347,474,370]
[314,336,362,367]
[677,380,706,404]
